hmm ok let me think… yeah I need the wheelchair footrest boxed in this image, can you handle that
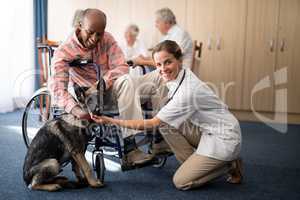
[123,136,137,154]
[120,154,170,171]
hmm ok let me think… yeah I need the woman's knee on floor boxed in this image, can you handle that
[172,171,194,190]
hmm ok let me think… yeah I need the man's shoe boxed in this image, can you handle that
[226,158,243,184]
[150,140,172,155]
[124,148,153,165]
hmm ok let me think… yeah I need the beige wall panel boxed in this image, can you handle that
[276,0,300,113]
[97,0,133,43]
[242,0,279,112]
[130,0,160,49]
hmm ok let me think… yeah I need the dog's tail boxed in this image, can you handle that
[59,180,89,189]
[26,178,88,190]
[50,176,89,189]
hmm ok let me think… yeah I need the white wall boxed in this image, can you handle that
[48,0,98,42]
[0,1,34,112]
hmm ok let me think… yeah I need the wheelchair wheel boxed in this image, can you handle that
[95,153,105,183]
[22,90,52,148]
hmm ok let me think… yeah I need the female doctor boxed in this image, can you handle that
[92,40,242,190]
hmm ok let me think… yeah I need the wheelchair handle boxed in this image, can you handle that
[69,59,93,67]
[68,59,100,80]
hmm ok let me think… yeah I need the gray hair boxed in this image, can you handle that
[126,24,140,37]
[72,9,84,28]
[155,7,177,25]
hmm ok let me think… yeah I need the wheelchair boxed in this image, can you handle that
[22,53,171,183]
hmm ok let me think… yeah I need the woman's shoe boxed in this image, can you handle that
[226,158,243,184]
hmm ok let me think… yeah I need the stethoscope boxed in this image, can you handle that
[165,69,186,105]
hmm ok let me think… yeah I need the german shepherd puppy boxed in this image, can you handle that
[23,81,105,192]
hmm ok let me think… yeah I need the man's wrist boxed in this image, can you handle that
[71,106,84,117]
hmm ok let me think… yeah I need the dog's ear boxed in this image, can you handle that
[74,83,89,104]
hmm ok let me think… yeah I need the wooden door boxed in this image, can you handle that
[276,0,300,113]
[186,0,215,80]
[187,0,246,109]
[242,0,280,111]
[212,0,247,109]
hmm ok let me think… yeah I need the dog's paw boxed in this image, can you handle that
[77,177,88,184]
[48,184,62,192]
[90,180,104,188]
[76,178,89,188]
[30,183,62,192]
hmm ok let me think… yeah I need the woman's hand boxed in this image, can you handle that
[91,114,112,124]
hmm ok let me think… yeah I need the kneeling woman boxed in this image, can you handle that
[92,40,242,190]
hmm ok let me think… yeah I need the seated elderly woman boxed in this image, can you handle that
[120,24,147,61]
[119,24,150,76]
[92,40,242,190]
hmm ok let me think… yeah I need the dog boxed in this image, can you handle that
[23,81,105,192]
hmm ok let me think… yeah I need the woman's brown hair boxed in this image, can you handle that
[152,40,183,61]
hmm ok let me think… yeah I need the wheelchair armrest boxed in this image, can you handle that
[127,60,146,75]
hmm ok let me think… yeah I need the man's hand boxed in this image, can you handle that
[71,106,91,120]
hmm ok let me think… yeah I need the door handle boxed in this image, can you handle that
[207,36,212,50]
[216,36,221,50]
[280,39,285,52]
[269,39,275,52]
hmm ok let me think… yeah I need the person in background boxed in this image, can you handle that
[49,8,152,165]
[120,24,147,62]
[119,24,148,76]
[133,7,193,70]
[92,40,243,190]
